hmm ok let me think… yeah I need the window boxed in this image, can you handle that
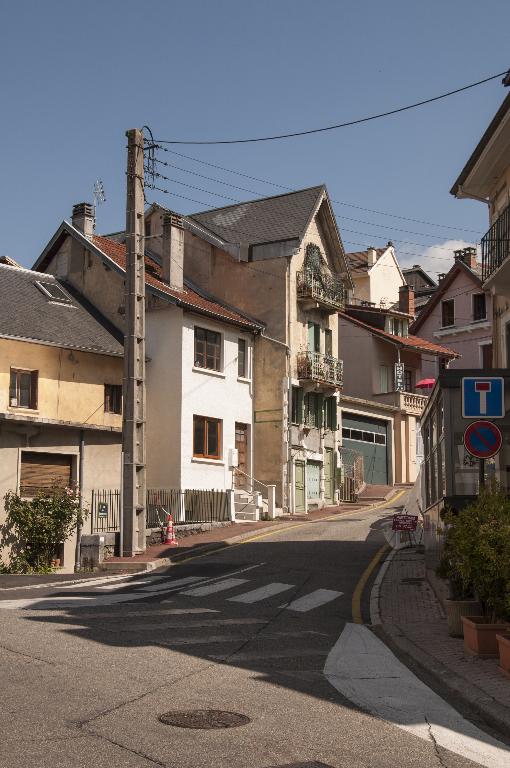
[473,293,486,321]
[19,452,73,498]
[35,281,72,304]
[194,327,221,371]
[237,338,246,378]
[9,369,37,409]
[307,321,321,353]
[325,329,333,357]
[104,384,122,414]
[481,344,492,369]
[441,299,454,327]
[304,392,321,427]
[291,386,304,425]
[404,369,413,392]
[379,365,390,393]
[193,416,222,459]
[323,396,337,430]
[342,427,386,445]
[145,220,151,238]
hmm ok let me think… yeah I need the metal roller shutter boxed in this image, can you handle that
[342,415,389,485]
[20,452,73,498]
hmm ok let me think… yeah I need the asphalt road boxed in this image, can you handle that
[1,498,508,768]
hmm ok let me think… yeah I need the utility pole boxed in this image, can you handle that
[122,128,146,555]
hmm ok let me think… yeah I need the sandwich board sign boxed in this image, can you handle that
[462,377,504,419]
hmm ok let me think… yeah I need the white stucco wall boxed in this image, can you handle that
[366,248,406,306]
[181,314,254,490]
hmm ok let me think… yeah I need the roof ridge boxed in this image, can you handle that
[189,184,325,216]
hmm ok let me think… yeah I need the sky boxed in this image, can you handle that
[1,0,509,277]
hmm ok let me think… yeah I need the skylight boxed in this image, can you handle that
[35,281,73,304]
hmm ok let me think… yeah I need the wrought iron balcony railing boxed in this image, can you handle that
[297,269,345,311]
[297,351,343,387]
[481,201,510,282]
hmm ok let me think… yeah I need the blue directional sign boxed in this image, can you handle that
[462,377,505,419]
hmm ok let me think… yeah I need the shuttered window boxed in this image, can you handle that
[104,384,122,414]
[19,452,73,498]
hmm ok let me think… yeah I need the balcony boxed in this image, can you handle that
[297,269,345,312]
[481,201,510,285]
[297,351,343,388]
[377,390,429,416]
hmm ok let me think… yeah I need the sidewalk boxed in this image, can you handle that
[376,547,510,737]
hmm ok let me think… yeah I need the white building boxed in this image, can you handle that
[34,206,263,502]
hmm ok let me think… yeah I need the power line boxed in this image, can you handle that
[153,147,482,236]
[150,69,508,145]
[152,156,478,243]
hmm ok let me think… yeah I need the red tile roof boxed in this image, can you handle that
[92,235,263,331]
[339,311,459,358]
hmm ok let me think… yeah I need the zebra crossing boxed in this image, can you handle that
[0,567,344,613]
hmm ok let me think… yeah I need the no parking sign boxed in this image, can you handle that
[463,420,502,459]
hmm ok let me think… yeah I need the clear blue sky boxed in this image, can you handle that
[1,0,509,276]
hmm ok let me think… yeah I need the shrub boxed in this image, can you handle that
[442,485,510,622]
[0,486,84,573]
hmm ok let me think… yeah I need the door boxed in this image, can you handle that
[306,461,321,500]
[294,460,305,513]
[342,414,389,485]
[324,448,335,504]
[235,423,248,489]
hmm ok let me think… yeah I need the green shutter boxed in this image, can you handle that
[314,324,321,352]
[317,394,324,428]
[330,397,338,431]
[307,321,315,352]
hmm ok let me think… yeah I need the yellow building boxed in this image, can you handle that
[0,262,123,571]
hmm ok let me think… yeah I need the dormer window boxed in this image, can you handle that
[35,281,72,304]
[385,316,409,337]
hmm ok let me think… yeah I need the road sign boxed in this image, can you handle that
[392,514,418,531]
[462,377,504,419]
[463,420,502,459]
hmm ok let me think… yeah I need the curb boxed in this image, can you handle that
[0,494,402,589]
[369,548,510,741]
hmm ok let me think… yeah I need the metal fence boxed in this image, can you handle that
[91,487,231,532]
[91,489,121,533]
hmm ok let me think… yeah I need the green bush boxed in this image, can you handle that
[442,485,510,622]
[0,486,84,574]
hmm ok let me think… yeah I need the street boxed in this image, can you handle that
[1,499,509,768]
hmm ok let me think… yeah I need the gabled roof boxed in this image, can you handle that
[402,264,437,290]
[339,311,459,358]
[189,186,325,245]
[32,221,263,332]
[0,263,123,356]
[410,258,483,334]
[346,247,387,275]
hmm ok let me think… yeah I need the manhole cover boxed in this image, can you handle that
[158,709,250,729]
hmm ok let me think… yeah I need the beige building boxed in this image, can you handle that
[0,262,123,571]
[450,88,510,366]
[346,243,406,308]
[339,288,458,486]
[145,186,352,512]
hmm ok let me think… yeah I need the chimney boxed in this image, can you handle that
[461,246,478,270]
[399,284,415,316]
[162,213,184,290]
[367,246,378,266]
[71,202,95,239]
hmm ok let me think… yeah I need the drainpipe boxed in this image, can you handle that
[74,430,85,572]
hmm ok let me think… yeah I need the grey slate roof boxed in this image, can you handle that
[189,186,325,245]
[0,264,123,356]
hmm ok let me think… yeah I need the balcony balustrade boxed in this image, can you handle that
[297,351,343,387]
[481,201,510,283]
[297,269,345,312]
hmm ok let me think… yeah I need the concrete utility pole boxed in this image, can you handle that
[122,128,146,555]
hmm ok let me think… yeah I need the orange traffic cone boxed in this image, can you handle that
[164,512,178,547]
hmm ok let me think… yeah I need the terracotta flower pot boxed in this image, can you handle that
[497,632,510,677]
[462,616,509,658]
[445,599,482,638]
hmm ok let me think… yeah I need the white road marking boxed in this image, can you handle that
[228,582,294,604]
[285,589,343,613]
[96,580,148,591]
[138,576,205,593]
[181,578,249,597]
[324,623,510,768]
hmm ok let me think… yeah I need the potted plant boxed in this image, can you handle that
[442,486,510,656]
[496,631,510,677]
[437,555,481,638]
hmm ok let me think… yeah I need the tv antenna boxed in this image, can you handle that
[93,179,106,226]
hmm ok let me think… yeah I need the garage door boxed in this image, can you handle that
[342,415,388,485]
[20,452,73,498]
